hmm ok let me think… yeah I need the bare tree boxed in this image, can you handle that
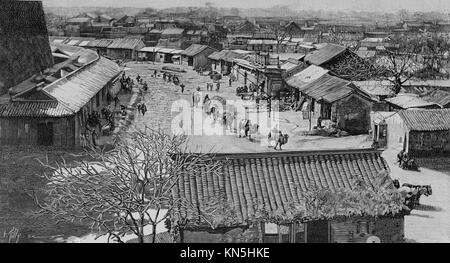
[413,33,450,79]
[270,23,296,53]
[32,127,221,243]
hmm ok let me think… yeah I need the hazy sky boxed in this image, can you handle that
[41,0,450,12]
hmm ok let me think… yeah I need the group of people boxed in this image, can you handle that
[397,150,418,170]
[206,82,220,92]
[137,102,148,116]
[120,73,134,94]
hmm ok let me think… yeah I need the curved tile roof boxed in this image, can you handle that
[173,149,393,226]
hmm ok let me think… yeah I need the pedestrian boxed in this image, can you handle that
[80,132,87,148]
[229,77,232,87]
[141,103,147,116]
[137,102,142,113]
[180,83,185,94]
[114,95,120,108]
[216,82,220,92]
[274,131,283,150]
[91,129,98,147]
[244,120,250,137]
[154,70,157,77]
[143,81,148,92]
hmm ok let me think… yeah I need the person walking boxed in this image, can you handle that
[216,82,220,92]
[180,83,185,94]
[140,103,147,116]
[274,131,283,150]
[91,129,98,147]
[114,95,120,108]
[229,77,232,87]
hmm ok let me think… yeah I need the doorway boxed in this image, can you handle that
[37,122,53,146]
[306,220,330,243]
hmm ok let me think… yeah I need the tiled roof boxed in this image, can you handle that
[126,232,173,243]
[180,44,213,57]
[161,28,185,35]
[0,101,73,118]
[107,38,145,50]
[248,39,277,45]
[43,57,121,113]
[398,109,450,131]
[85,39,113,48]
[208,50,244,62]
[285,65,329,90]
[270,53,305,62]
[385,94,441,109]
[173,149,391,225]
[294,73,361,103]
[353,80,395,97]
[304,43,348,66]
[67,17,91,23]
[0,44,121,119]
[420,89,450,107]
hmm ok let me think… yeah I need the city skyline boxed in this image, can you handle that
[40,0,450,12]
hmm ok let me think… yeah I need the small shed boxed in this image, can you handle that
[106,38,145,60]
[180,44,217,70]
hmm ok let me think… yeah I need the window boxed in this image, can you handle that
[263,222,306,243]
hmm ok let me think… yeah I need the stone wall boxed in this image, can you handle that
[0,1,54,95]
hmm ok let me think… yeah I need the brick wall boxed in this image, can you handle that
[0,1,54,95]
[409,130,450,156]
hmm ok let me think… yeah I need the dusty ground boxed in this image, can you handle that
[127,61,372,153]
[383,150,450,243]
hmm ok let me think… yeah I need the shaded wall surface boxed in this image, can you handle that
[0,1,54,95]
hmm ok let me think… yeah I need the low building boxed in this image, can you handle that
[172,149,405,243]
[106,38,145,60]
[286,65,374,134]
[247,33,277,52]
[0,44,122,147]
[382,109,450,156]
[180,44,217,69]
[208,50,246,75]
[85,39,113,56]
[65,17,92,37]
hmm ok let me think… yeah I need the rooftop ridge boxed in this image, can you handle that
[193,147,380,159]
